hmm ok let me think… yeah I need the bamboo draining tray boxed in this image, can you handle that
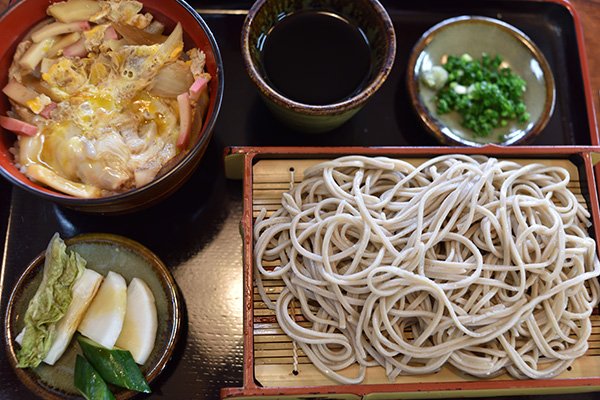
[222,146,600,399]
[252,157,598,386]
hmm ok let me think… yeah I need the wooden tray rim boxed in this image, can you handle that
[538,0,598,145]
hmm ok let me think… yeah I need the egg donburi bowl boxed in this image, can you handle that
[0,0,223,213]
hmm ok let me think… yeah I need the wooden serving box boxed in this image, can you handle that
[222,145,600,399]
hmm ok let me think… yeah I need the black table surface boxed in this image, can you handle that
[1,1,600,399]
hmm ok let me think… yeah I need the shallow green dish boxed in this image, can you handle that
[4,233,182,400]
[407,15,555,146]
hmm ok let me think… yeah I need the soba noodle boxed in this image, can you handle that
[253,155,600,384]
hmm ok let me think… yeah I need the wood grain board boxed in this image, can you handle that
[251,157,600,388]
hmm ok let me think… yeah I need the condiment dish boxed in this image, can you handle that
[4,233,181,400]
[407,15,555,146]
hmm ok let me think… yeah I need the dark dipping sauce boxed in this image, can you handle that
[261,11,372,105]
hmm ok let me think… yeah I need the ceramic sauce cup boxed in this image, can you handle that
[241,0,396,133]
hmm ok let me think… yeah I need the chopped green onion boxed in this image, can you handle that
[434,53,529,137]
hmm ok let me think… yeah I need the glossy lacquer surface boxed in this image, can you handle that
[0,1,599,399]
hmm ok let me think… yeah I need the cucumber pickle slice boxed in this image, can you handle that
[74,355,116,400]
[77,335,151,393]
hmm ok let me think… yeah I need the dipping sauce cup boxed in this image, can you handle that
[241,0,396,133]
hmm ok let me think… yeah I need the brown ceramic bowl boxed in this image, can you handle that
[0,0,224,214]
[241,0,396,133]
[4,233,182,400]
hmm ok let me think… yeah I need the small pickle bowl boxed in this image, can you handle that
[4,233,182,400]
[0,0,224,214]
[407,15,555,147]
[241,0,396,133]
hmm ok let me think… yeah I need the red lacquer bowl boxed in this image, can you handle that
[0,0,224,214]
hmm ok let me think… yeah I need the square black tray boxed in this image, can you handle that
[198,0,597,147]
[0,1,598,399]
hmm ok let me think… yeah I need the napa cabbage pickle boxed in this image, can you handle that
[17,233,85,368]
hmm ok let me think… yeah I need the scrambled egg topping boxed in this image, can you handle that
[6,0,210,198]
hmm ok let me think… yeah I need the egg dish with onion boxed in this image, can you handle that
[1,0,211,198]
